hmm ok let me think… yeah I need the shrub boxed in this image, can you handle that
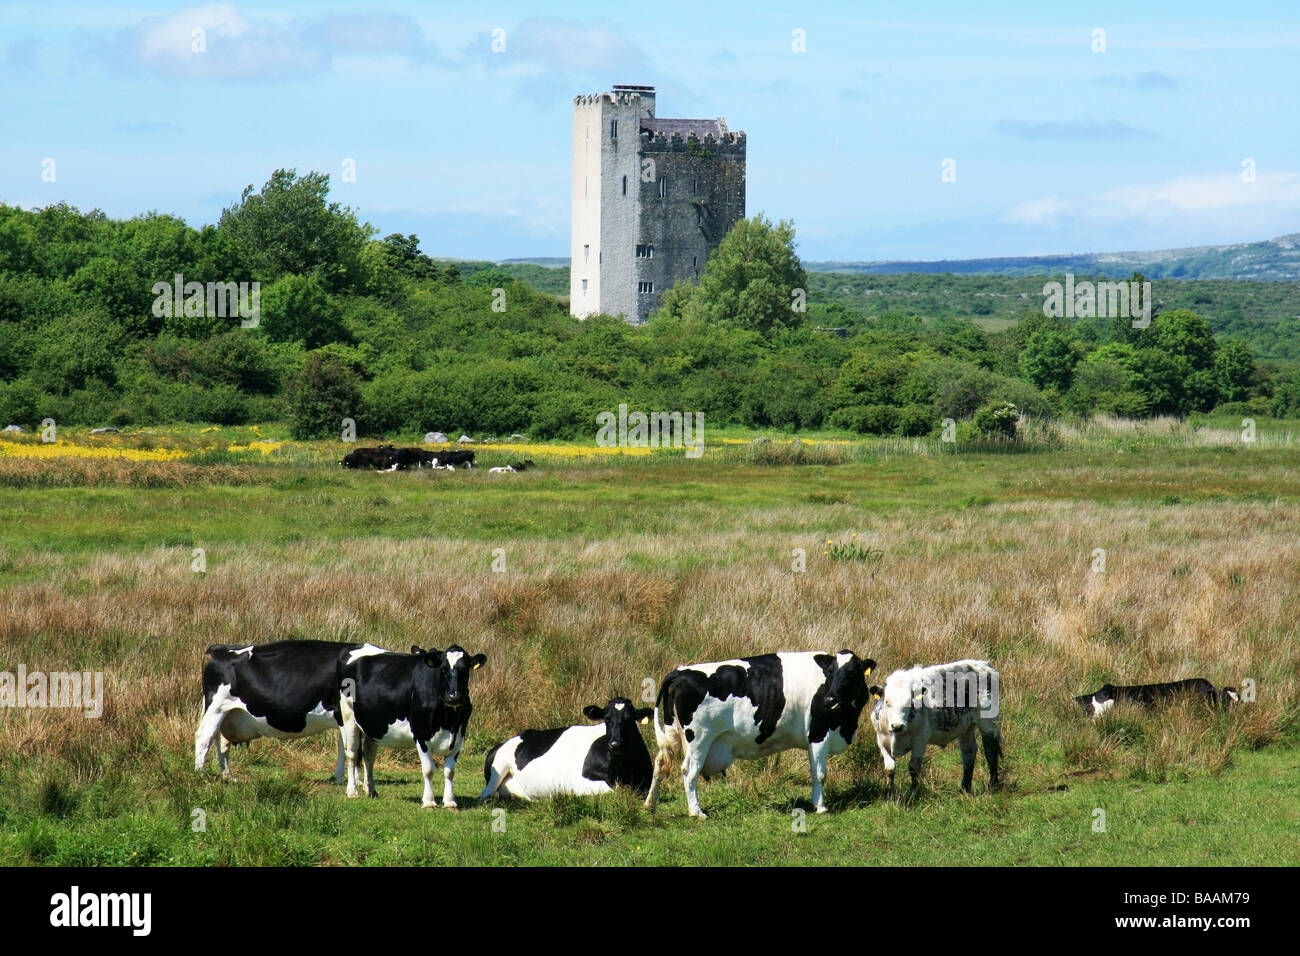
[896,404,933,437]
[973,400,1019,438]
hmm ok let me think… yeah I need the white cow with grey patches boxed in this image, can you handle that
[869,659,1002,796]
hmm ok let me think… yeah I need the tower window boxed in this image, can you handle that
[622,175,627,196]
[692,178,698,195]
[636,244,654,259]
[657,178,667,198]
[583,244,590,261]
[582,279,588,293]
[638,281,654,294]
[610,119,618,140]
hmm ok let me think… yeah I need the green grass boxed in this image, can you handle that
[1,426,1297,866]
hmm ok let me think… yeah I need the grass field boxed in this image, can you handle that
[1,423,1297,866]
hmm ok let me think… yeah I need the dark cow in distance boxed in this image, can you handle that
[1075,678,1239,717]
[340,645,486,808]
[340,447,397,470]
[646,650,877,818]
[479,698,653,802]
[195,640,386,779]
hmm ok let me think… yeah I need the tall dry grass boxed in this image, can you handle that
[1,494,1294,803]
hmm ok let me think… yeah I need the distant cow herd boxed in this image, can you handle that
[339,444,537,474]
[195,640,1240,816]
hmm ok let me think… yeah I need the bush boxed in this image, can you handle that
[285,352,363,439]
[973,401,1019,438]
[896,404,933,436]
[829,404,897,435]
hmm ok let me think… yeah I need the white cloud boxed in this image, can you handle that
[1004,172,1300,227]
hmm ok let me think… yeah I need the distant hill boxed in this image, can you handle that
[499,257,569,268]
[806,234,1300,281]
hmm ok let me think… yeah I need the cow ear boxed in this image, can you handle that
[862,658,876,676]
[869,686,883,700]
[411,645,423,656]
[471,654,486,669]
[636,708,654,724]
[582,705,605,721]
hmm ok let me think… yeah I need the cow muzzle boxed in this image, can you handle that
[890,723,906,733]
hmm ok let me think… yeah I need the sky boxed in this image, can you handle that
[1,1,1298,262]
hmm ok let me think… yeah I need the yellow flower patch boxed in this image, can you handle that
[0,440,187,462]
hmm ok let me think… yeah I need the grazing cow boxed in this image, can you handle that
[479,698,654,802]
[195,640,387,780]
[645,650,877,818]
[1075,678,1238,717]
[340,447,398,470]
[869,659,1001,796]
[340,645,486,808]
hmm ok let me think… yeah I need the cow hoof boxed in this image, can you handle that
[814,805,829,814]
[689,810,708,820]
[346,791,360,799]
[444,802,460,811]
[422,801,438,809]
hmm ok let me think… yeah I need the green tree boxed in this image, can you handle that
[219,170,372,291]
[285,352,362,440]
[655,216,807,337]
[260,274,348,349]
[1018,328,1080,391]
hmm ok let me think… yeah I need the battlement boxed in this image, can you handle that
[574,91,647,108]
[640,130,747,151]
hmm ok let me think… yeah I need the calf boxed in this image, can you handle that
[479,698,653,802]
[646,650,876,818]
[195,640,386,780]
[340,645,486,808]
[869,659,1001,796]
[1075,678,1238,717]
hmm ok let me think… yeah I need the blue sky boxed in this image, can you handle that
[2,1,1297,261]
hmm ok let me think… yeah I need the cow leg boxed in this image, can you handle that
[341,711,363,799]
[416,745,439,809]
[681,734,712,819]
[645,745,672,811]
[362,738,378,798]
[878,741,897,798]
[808,742,831,813]
[194,688,232,773]
[216,734,233,781]
[441,749,460,810]
[333,730,346,785]
[958,726,978,793]
[907,743,925,791]
[981,727,1002,791]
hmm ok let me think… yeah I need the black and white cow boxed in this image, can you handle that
[479,698,654,802]
[869,659,1002,796]
[340,645,486,809]
[1075,678,1238,717]
[645,650,877,818]
[432,450,475,470]
[195,640,387,780]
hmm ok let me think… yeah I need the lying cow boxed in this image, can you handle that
[195,640,386,780]
[869,659,1002,796]
[340,644,486,808]
[646,650,877,818]
[1075,678,1238,717]
[479,698,654,802]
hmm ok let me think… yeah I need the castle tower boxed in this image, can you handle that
[570,85,746,324]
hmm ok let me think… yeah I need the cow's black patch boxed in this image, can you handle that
[808,652,872,745]
[482,741,504,783]
[201,639,359,735]
[346,645,483,754]
[657,656,785,745]
[514,727,566,770]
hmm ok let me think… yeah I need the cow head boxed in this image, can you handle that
[1221,686,1239,709]
[821,651,877,714]
[879,672,927,734]
[582,698,652,755]
[411,644,486,712]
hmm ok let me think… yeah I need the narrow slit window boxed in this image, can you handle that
[581,279,588,293]
[657,178,667,198]
[637,281,654,294]
[610,119,618,140]
[622,175,627,196]
[583,244,590,261]
[636,244,654,259]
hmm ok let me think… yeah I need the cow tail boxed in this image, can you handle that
[652,674,684,762]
